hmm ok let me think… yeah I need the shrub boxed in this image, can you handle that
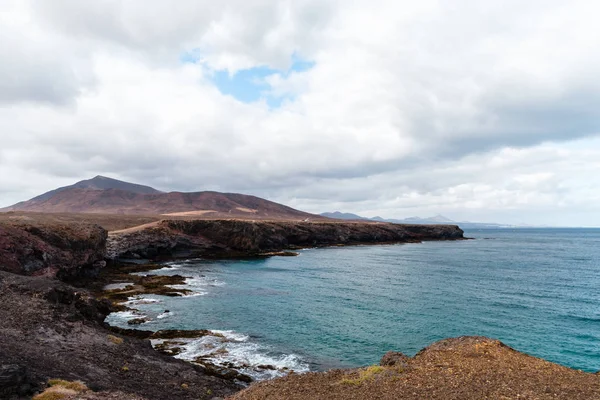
[33,379,89,400]
[339,365,386,385]
[107,334,124,344]
[47,379,89,392]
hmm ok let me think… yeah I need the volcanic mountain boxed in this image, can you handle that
[1,176,320,220]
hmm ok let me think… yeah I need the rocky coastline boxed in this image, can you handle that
[106,219,466,260]
[1,216,598,399]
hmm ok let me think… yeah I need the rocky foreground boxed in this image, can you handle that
[231,337,600,400]
[0,270,241,399]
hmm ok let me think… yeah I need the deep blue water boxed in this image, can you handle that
[108,228,600,375]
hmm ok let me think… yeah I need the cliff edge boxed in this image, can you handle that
[0,220,107,280]
[106,219,465,260]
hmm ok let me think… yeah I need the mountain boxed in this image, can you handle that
[30,175,162,202]
[320,211,368,220]
[321,211,512,228]
[320,212,458,225]
[2,176,320,220]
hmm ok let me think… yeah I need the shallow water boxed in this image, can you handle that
[107,228,600,376]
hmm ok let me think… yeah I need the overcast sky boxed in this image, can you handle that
[1,1,600,226]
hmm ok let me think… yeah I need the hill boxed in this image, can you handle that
[2,176,320,220]
[231,336,600,400]
[320,211,367,220]
[322,211,512,229]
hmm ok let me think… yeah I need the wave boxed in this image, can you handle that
[153,329,309,382]
[168,275,225,296]
[179,291,207,297]
[156,311,172,320]
[105,310,146,325]
[564,314,600,323]
[123,296,162,307]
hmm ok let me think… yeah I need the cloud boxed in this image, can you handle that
[1,0,600,225]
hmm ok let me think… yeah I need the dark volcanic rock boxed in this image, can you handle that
[0,364,37,398]
[0,270,241,400]
[380,351,410,368]
[107,219,464,260]
[0,221,107,280]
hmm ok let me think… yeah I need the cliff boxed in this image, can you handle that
[106,219,465,260]
[0,220,107,280]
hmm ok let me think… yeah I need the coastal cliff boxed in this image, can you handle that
[107,219,465,260]
[0,216,463,277]
[0,220,107,280]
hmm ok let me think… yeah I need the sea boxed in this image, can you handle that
[107,228,600,380]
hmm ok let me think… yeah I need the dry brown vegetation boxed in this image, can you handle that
[229,337,600,400]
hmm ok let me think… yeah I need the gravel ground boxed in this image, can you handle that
[229,336,600,400]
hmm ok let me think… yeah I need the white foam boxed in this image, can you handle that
[123,297,162,306]
[183,276,226,288]
[157,330,309,381]
[167,275,223,296]
[105,310,146,325]
[211,330,250,342]
[157,312,172,319]
[113,310,141,319]
[177,290,207,297]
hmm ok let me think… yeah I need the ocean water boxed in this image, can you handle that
[107,228,600,377]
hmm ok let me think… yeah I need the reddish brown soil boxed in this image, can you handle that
[2,187,325,220]
[229,337,600,400]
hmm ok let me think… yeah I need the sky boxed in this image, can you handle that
[1,1,600,226]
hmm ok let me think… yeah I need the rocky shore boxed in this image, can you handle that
[0,270,242,400]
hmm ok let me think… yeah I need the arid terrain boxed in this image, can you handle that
[230,336,600,400]
[1,176,324,220]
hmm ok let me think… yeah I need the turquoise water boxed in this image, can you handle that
[108,228,600,375]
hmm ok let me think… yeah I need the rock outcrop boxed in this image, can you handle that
[0,270,242,400]
[107,219,465,260]
[230,336,600,400]
[0,364,37,399]
[0,221,107,280]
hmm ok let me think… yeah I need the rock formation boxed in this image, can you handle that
[107,219,465,260]
[0,270,241,399]
[230,336,600,400]
[0,220,107,280]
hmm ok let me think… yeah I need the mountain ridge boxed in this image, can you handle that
[1,176,321,220]
[321,211,513,228]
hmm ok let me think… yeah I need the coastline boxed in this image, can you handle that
[0,216,465,398]
[2,216,598,399]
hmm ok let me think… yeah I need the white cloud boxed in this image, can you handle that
[1,0,600,225]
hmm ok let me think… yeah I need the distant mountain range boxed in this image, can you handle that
[320,211,513,229]
[1,176,321,220]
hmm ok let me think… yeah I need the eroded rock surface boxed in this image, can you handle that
[0,221,107,280]
[0,271,242,400]
[107,219,465,260]
[229,336,600,400]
